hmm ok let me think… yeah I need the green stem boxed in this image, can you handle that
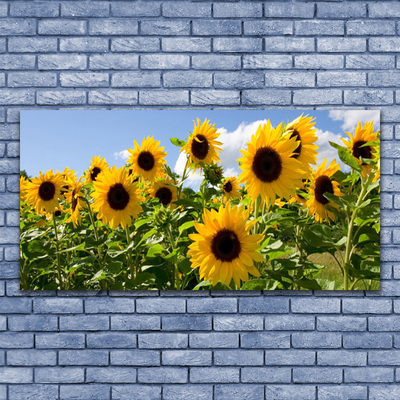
[125,225,135,284]
[52,213,64,290]
[167,225,178,290]
[177,157,189,200]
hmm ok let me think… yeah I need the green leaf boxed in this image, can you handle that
[329,141,362,171]
[193,280,212,290]
[170,137,187,147]
[146,244,165,258]
[295,278,322,290]
[240,279,267,290]
[179,221,194,236]
[57,242,86,254]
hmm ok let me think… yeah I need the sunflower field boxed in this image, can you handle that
[20,115,380,291]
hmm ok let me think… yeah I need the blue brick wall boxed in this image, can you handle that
[0,0,399,398]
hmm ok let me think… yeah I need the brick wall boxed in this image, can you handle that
[0,1,399,399]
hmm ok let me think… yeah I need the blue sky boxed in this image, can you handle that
[21,109,380,185]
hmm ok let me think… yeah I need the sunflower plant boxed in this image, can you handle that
[20,117,380,291]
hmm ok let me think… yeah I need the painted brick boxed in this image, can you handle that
[317,3,366,18]
[292,298,340,313]
[140,21,189,36]
[295,55,344,69]
[87,332,137,348]
[265,385,316,400]
[214,38,262,53]
[90,54,138,70]
[90,19,138,35]
[239,297,289,313]
[8,72,56,88]
[162,350,211,366]
[346,55,395,70]
[141,55,189,70]
[138,367,187,383]
[370,38,400,52]
[111,38,160,52]
[59,350,109,366]
[343,333,392,349]
[163,2,210,18]
[35,367,84,383]
[213,3,262,18]
[8,315,57,331]
[190,367,239,383]
[343,299,392,314]
[162,315,211,331]
[317,38,366,53]
[265,315,315,331]
[369,350,400,366]
[0,54,35,70]
[0,332,33,348]
[38,55,87,70]
[193,54,241,70]
[347,20,396,36]
[318,72,366,87]
[241,332,290,349]
[318,350,366,366]
[112,385,161,400]
[38,20,86,35]
[318,385,368,400]
[295,20,344,36]
[242,89,291,105]
[193,20,241,36]
[191,90,240,106]
[162,38,211,53]
[317,316,366,331]
[214,385,264,400]
[214,350,263,366]
[112,3,159,17]
[242,367,292,383]
[369,3,400,18]
[60,38,108,53]
[89,90,138,105]
[264,2,314,18]
[244,21,293,36]
[0,19,36,36]
[189,332,239,348]
[111,315,160,330]
[9,37,57,53]
[60,385,110,400]
[265,350,315,366]
[37,90,86,105]
[163,71,211,88]
[60,72,109,88]
[60,315,109,331]
[293,367,342,383]
[141,90,189,105]
[62,2,110,17]
[163,385,212,400]
[7,349,56,366]
[86,367,136,383]
[265,72,315,88]
[139,333,188,349]
[85,298,135,313]
[8,385,58,400]
[214,315,263,331]
[345,367,394,383]
[292,332,341,349]
[11,2,59,17]
[110,350,159,366]
[0,367,32,383]
[33,298,82,314]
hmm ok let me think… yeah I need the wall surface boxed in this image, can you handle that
[0,0,399,399]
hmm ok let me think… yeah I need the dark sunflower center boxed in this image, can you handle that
[315,175,334,205]
[211,229,241,262]
[191,134,209,160]
[55,210,62,217]
[71,188,78,213]
[223,181,233,193]
[252,146,283,183]
[352,140,372,164]
[38,181,56,201]
[290,129,302,159]
[155,187,173,206]
[107,183,130,211]
[138,151,155,171]
[91,167,101,182]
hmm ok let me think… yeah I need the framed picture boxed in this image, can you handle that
[20,110,380,291]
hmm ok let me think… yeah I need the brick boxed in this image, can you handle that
[60,315,109,331]
[0,19,36,36]
[266,72,315,88]
[190,367,239,383]
[242,367,291,383]
[87,332,137,349]
[0,55,35,70]
[189,332,238,348]
[111,315,160,330]
[0,367,32,383]
[138,367,187,383]
[317,316,366,331]
[112,385,161,400]
[296,20,345,36]
[214,385,264,400]
[11,2,59,17]
[369,316,400,331]
[241,332,290,349]
[265,350,315,366]
[214,315,263,331]
[60,72,109,88]
[265,315,314,331]
[370,386,400,400]
[244,21,293,36]
[292,333,341,349]
[162,315,211,331]
[191,90,239,106]
[8,315,57,331]
[38,55,87,70]
[85,298,135,313]
[317,3,366,18]
[345,90,393,105]
[163,71,211,88]
[110,350,159,366]
[242,90,291,106]
[35,367,84,383]
[112,71,159,88]
[9,37,57,53]
[162,38,211,53]
[62,2,110,17]
[7,349,56,366]
[59,350,108,366]
[243,55,292,70]
[318,72,366,87]
[193,55,241,70]
[292,298,340,313]
[264,2,314,18]
[187,298,236,313]
[163,2,210,18]
[90,54,138,70]
[162,350,211,366]
[214,350,263,366]
[0,333,33,348]
[163,385,212,400]
[345,367,393,383]
[295,55,344,69]
[139,333,187,349]
[111,38,160,52]
[369,71,400,87]
[60,385,110,400]
[294,89,342,105]
[318,38,366,53]
[346,55,395,70]
[141,55,189,69]
[89,19,138,35]
[347,20,396,36]
[34,298,82,314]
[239,297,289,313]
[214,72,264,89]
[293,367,342,383]
[214,38,262,53]
[370,38,400,52]
[39,20,86,35]
[343,333,392,349]
[8,72,56,88]
[37,90,86,105]
[318,385,367,400]
[193,20,241,36]
[213,3,262,18]
[369,2,400,18]
[139,90,188,106]
[318,350,366,366]
[86,368,136,383]
[140,21,189,36]
[112,2,160,17]
[89,90,138,105]
[369,350,400,366]
[9,385,58,400]
[60,38,108,53]
[343,299,391,314]
[265,385,316,400]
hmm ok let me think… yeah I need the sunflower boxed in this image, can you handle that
[341,121,378,179]
[127,136,166,182]
[238,120,306,204]
[188,202,264,287]
[59,167,77,198]
[66,178,85,227]
[306,158,343,223]
[149,178,178,208]
[46,204,64,222]
[181,118,222,170]
[283,114,318,171]
[20,176,28,203]
[288,179,310,205]
[222,177,241,202]
[25,170,64,215]
[91,166,142,229]
[85,156,108,184]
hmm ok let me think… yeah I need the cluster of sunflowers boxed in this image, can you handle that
[20,115,380,291]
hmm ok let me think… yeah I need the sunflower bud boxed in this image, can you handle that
[152,206,172,229]
[203,164,224,186]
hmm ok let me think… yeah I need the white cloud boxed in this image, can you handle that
[315,129,349,172]
[113,149,130,161]
[329,110,380,132]
[174,152,203,189]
